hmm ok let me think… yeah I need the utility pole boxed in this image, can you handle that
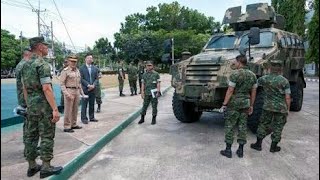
[51,21,55,74]
[32,0,46,36]
[19,31,23,58]
[171,38,174,65]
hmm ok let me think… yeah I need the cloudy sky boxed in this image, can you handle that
[1,0,270,52]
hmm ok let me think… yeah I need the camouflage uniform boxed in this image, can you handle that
[140,70,160,116]
[127,63,138,95]
[21,54,56,163]
[256,74,290,143]
[224,66,257,145]
[117,63,125,96]
[138,62,145,93]
[95,68,102,105]
[15,59,28,156]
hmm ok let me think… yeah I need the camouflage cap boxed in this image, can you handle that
[29,36,49,47]
[67,54,78,62]
[145,60,153,65]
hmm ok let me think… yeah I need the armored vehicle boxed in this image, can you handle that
[170,3,306,132]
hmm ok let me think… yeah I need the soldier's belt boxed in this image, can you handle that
[66,87,79,89]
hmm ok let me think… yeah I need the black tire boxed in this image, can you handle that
[247,88,264,134]
[290,77,304,111]
[172,91,202,123]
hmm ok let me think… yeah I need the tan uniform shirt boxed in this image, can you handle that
[60,67,84,96]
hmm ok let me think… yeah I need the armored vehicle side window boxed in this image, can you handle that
[286,37,292,46]
[280,37,286,47]
[292,38,297,47]
[239,31,274,48]
[299,40,304,48]
[205,35,236,49]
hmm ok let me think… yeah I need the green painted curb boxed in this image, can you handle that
[1,90,107,128]
[50,86,172,180]
[1,116,24,128]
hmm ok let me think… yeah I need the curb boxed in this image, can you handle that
[49,85,172,180]
[304,78,319,83]
[1,116,24,128]
[1,89,107,128]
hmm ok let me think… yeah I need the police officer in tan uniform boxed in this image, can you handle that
[60,55,86,132]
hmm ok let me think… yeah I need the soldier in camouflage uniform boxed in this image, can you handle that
[117,60,126,96]
[138,61,161,125]
[94,65,102,112]
[220,55,257,158]
[127,61,138,96]
[21,36,62,178]
[15,48,32,157]
[138,60,145,94]
[251,60,291,153]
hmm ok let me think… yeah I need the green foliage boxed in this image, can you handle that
[1,29,20,68]
[114,1,218,64]
[272,0,306,36]
[114,29,210,64]
[306,0,319,73]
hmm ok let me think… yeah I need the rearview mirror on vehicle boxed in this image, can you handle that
[248,27,260,45]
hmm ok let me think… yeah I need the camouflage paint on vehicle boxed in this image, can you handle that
[170,3,305,126]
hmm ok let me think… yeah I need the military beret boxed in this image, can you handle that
[29,36,49,47]
[145,60,153,65]
[67,54,78,62]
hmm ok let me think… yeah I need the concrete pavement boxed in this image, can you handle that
[1,74,172,180]
[71,82,319,180]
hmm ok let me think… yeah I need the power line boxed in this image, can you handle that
[4,0,87,52]
[51,0,76,52]
[1,0,32,10]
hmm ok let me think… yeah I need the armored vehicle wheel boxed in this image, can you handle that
[247,88,264,134]
[172,91,202,123]
[290,77,304,111]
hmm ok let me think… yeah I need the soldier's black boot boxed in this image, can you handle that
[40,161,63,179]
[27,160,41,177]
[236,144,244,158]
[270,141,281,153]
[220,143,232,158]
[138,115,145,124]
[120,91,125,97]
[96,104,101,113]
[151,115,156,125]
[250,137,263,151]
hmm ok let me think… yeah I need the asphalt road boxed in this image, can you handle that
[71,82,319,180]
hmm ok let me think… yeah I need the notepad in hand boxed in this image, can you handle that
[150,88,161,98]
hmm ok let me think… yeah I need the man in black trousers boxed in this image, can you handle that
[79,53,99,124]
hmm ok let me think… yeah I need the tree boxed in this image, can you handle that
[1,29,20,68]
[306,0,319,76]
[272,0,306,36]
[114,1,219,64]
